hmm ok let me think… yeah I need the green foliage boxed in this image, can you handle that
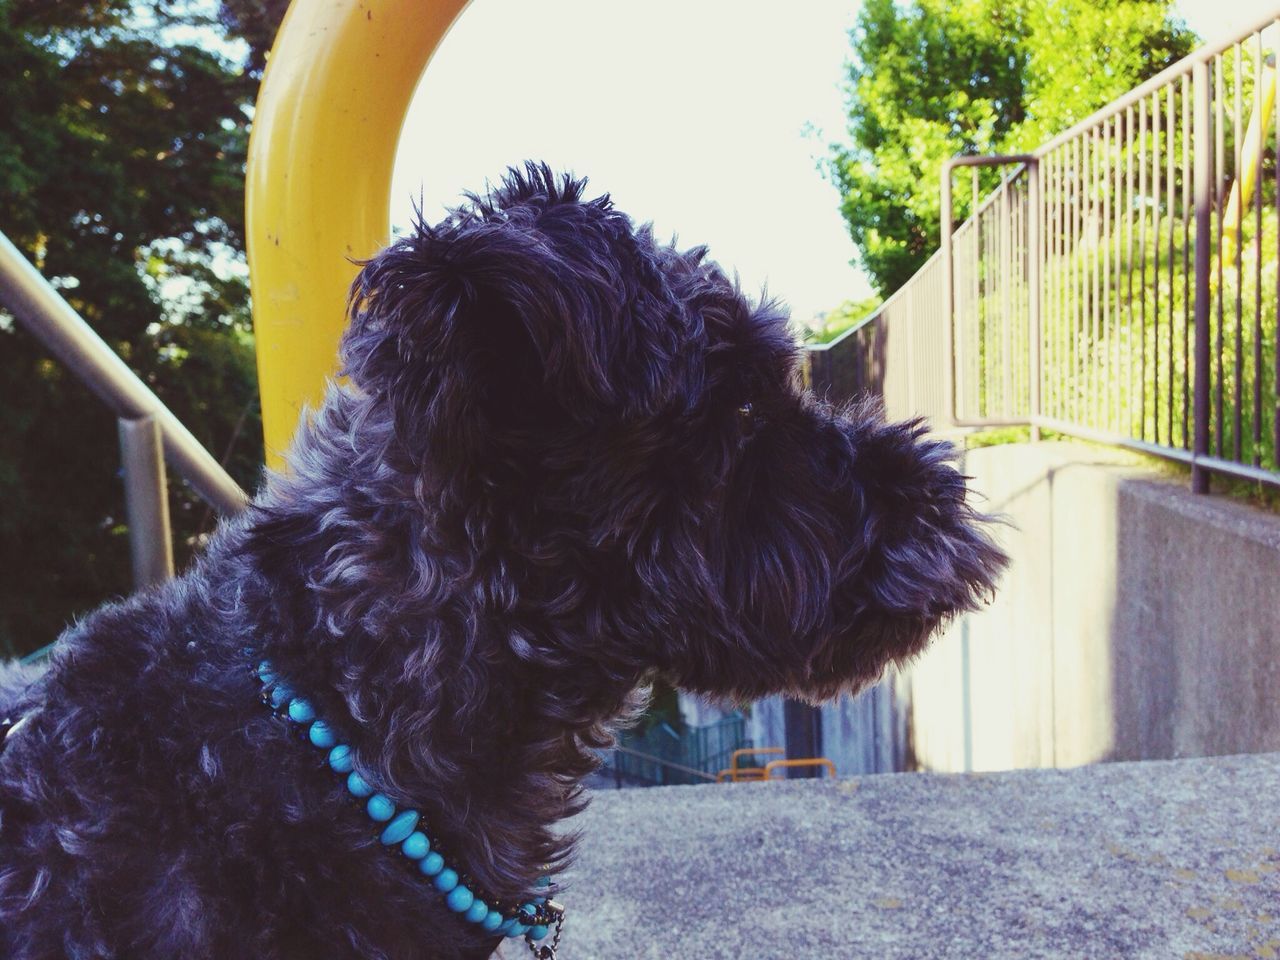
[805,294,883,344]
[827,0,1195,296]
[0,1,272,656]
[636,679,686,735]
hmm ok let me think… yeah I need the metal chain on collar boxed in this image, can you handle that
[525,913,564,959]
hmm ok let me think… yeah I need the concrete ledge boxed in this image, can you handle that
[563,753,1280,959]
[907,441,1280,772]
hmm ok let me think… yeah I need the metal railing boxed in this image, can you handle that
[602,713,750,787]
[0,229,249,588]
[815,9,1280,492]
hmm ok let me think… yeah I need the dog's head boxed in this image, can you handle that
[341,163,1007,706]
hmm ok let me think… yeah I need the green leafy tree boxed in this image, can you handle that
[806,294,884,344]
[0,0,277,657]
[828,0,1194,296]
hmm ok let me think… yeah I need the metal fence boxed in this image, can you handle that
[604,713,749,787]
[0,229,248,591]
[814,10,1280,493]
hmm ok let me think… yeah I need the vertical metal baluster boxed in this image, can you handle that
[1216,55,1226,456]
[1113,114,1124,432]
[1183,72,1193,449]
[1090,128,1100,428]
[1153,92,1163,444]
[1002,174,1013,417]
[1103,118,1113,432]
[1139,97,1149,439]
[1194,59,1213,493]
[1074,135,1083,426]
[1011,174,1020,417]
[1126,105,1136,436]
[1051,152,1059,422]
[118,415,175,588]
[1234,47,1244,462]
[1054,151,1061,421]
[1023,170,1031,419]
[1083,133,1091,427]
[1114,110,1124,435]
[1068,143,1076,426]
[1254,32,1264,466]
[979,186,987,419]
[1065,142,1074,424]
[1020,172,1029,420]
[982,177,991,420]
[1044,152,1054,421]
[967,167,977,419]
[1167,81,1177,445]
[997,179,1006,418]
[1030,165,1040,429]
[1079,132,1088,427]
[1054,150,1063,421]
[993,182,1002,418]
[1274,24,1280,469]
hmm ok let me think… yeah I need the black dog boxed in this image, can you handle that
[0,164,1006,959]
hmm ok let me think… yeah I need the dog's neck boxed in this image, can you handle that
[227,387,648,903]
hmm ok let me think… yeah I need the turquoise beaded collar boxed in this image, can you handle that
[253,659,565,956]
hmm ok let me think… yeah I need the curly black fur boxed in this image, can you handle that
[0,164,1007,959]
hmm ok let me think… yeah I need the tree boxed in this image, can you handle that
[0,0,277,657]
[827,0,1195,296]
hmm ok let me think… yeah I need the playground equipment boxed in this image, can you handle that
[716,747,784,782]
[1220,52,1276,264]
[715,747,837,783]
[246,0,469,467]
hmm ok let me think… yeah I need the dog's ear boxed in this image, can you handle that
[341,174,670,469]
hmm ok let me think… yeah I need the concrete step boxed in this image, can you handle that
[560,753,1280,959]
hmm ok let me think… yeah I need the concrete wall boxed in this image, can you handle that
[688,440,1280,778]
[908,441,1280,772]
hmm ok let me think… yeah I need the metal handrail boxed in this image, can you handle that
[0,229,249,518]
[1035,9,1280,156]
[606,744,720,783]
[831,9,1280,493]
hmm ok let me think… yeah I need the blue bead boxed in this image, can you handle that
[465,900,488,924]
[481,909,504,932]
[308,720,336,748]
[419,852,444,876]
[287,698,316,724]
[446,886,474,913]
[505,923,530,939]
[536,875,551,888]
[520,903,537,918]
[401,831,430,859]
[379,810,419,845]
[433,868,458,893]
[346,771,373,798]
[528,925,549,941]
[328,744,353,773]
[366,794,395,822]
[256,661,276,683]
[495,918,517,936]
[268,684,294,709]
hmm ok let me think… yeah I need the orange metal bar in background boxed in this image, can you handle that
[763,758,837,780]
[729,747,783,778]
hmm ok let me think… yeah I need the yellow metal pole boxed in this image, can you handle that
[1221,62,1275,265]
[246,0,470,467]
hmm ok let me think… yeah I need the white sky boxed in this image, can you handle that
[390,0,1278,326]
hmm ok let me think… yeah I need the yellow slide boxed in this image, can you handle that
[246,0,470,468]
[1221,57,1276,266]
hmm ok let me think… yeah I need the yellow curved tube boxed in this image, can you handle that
[246,0,470,467]
[1221,63,1275,266]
